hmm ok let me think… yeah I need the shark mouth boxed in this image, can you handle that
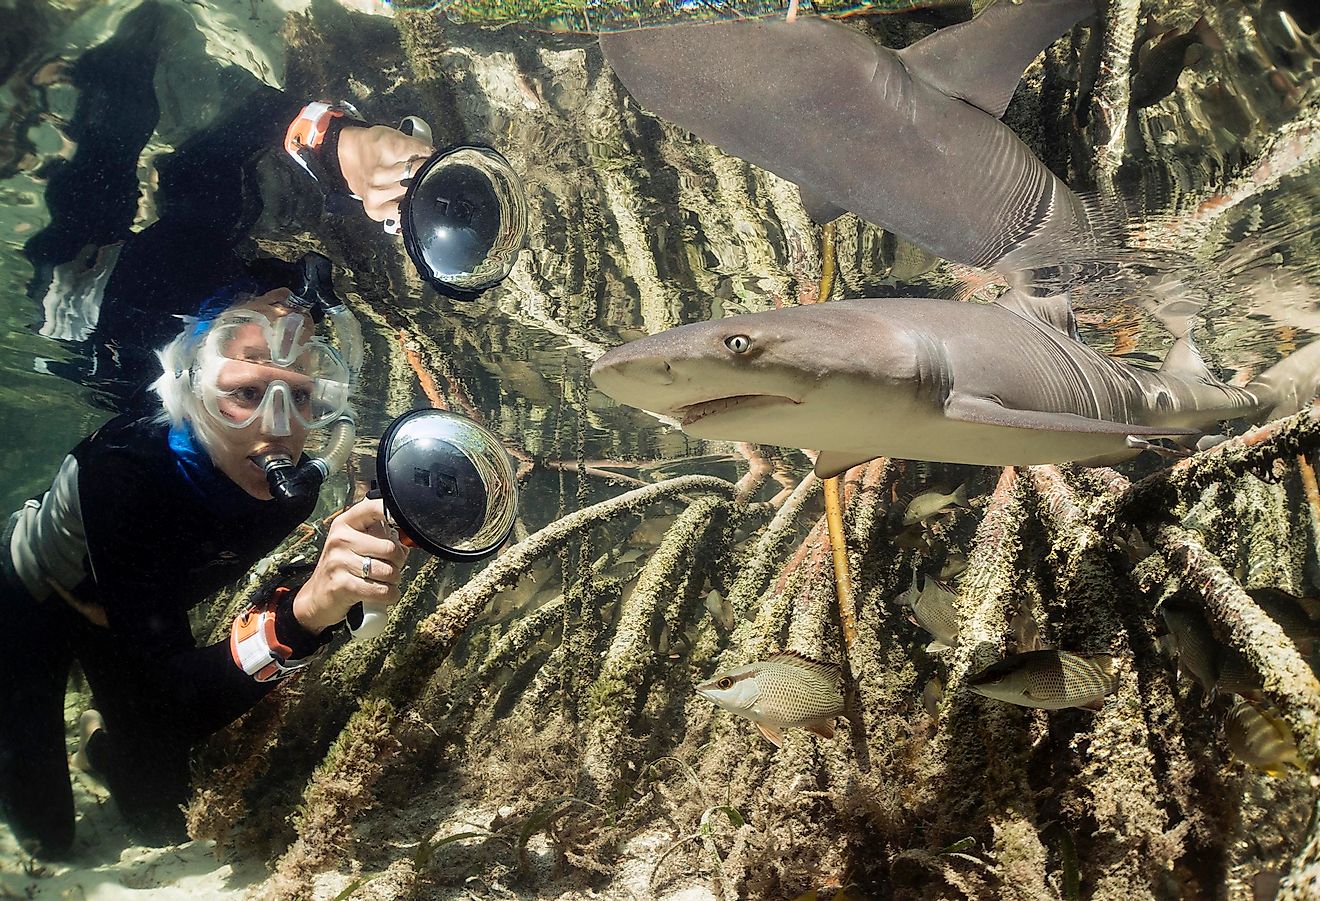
[678,394,798,427]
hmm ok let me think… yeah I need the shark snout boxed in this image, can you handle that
[591,353,673,386]
[590,348,681,412]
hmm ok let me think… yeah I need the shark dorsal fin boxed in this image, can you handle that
[994,290,1079,339]
[1159,331,1216,383]
[896,0,1097,118]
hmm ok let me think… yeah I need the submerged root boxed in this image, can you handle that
[1154,525,1320,764]
[582,495,735,798]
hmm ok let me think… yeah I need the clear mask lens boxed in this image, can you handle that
[193,309,350,433]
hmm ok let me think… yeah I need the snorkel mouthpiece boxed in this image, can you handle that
[255,450,325,506]
[253,410,357,507]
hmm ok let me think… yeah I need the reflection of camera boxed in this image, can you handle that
[393,119,529,301]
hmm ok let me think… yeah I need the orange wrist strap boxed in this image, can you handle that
[229,587,317,683]
[283,100,363,188]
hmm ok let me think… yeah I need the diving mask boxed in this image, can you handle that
[191,309,350,436]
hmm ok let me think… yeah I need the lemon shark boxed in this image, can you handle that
[599,0,1109,279]
[589,295,1320,475]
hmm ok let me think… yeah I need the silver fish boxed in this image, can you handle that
[703,588,736,631]
[1009,607,1044,654]
[902,484,969,526]
[968,650,1117,711]
[887,233,943,281]
[1159,601,1219,692]
[696,650,845,747]
[1224,698,1302,777]
[1248,587,1320,658]
[909,577,960,651]
[1160,600,1263,697]
[922,675,946,717]
[938,554,969,581]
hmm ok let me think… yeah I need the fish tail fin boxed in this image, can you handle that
[1192,15,1224,52]
[952,483,969,508]
[1245,337,1320,421]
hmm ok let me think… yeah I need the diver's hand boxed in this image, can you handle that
[336,124,433,224]
[293,497,410,635]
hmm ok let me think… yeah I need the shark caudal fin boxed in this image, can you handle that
[1245,337,1320,421]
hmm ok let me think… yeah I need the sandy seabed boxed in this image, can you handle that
[0,763,723,899]
[0,767,268,899]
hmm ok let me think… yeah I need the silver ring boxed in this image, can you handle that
[402,158,415,180]
[361,555,373,580]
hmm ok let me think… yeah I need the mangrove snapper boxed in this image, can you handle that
[696,650,845,747]
[906,577,961,651]
[968,649,1117,711]
[902,484,969,526]
[1225,698,1302,777]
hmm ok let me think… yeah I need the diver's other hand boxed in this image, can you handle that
[293,497,410,635]
[336,124,433,224]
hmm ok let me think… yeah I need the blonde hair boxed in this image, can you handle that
[150,313,233,456]
[149,289,355,454]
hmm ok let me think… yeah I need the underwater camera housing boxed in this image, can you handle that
[346,408,520,640]
[391,118,529,300]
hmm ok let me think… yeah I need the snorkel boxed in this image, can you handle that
[251,253,364,506]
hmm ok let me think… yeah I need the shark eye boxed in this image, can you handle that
[724,335,751,354]
[717,677,734,690]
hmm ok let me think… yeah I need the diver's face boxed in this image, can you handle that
[204,290,313,500]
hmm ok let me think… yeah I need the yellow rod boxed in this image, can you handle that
[814,220,855,646]
[819,220,837,304]
[824,475,857,646]
[1299,453,1320,543]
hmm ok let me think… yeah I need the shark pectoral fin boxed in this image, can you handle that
[944,393,1199,437]
[1124,435,1193,459]
[799,188,847,225]
[755,721,785,747]
[895,0,1097,118]
[804,720,836,740]
[814,450,881,479]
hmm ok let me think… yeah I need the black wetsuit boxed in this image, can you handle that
[0,415,321,855]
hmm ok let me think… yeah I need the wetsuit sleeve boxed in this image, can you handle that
[98,86,311,322]
[77,450,280,736]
